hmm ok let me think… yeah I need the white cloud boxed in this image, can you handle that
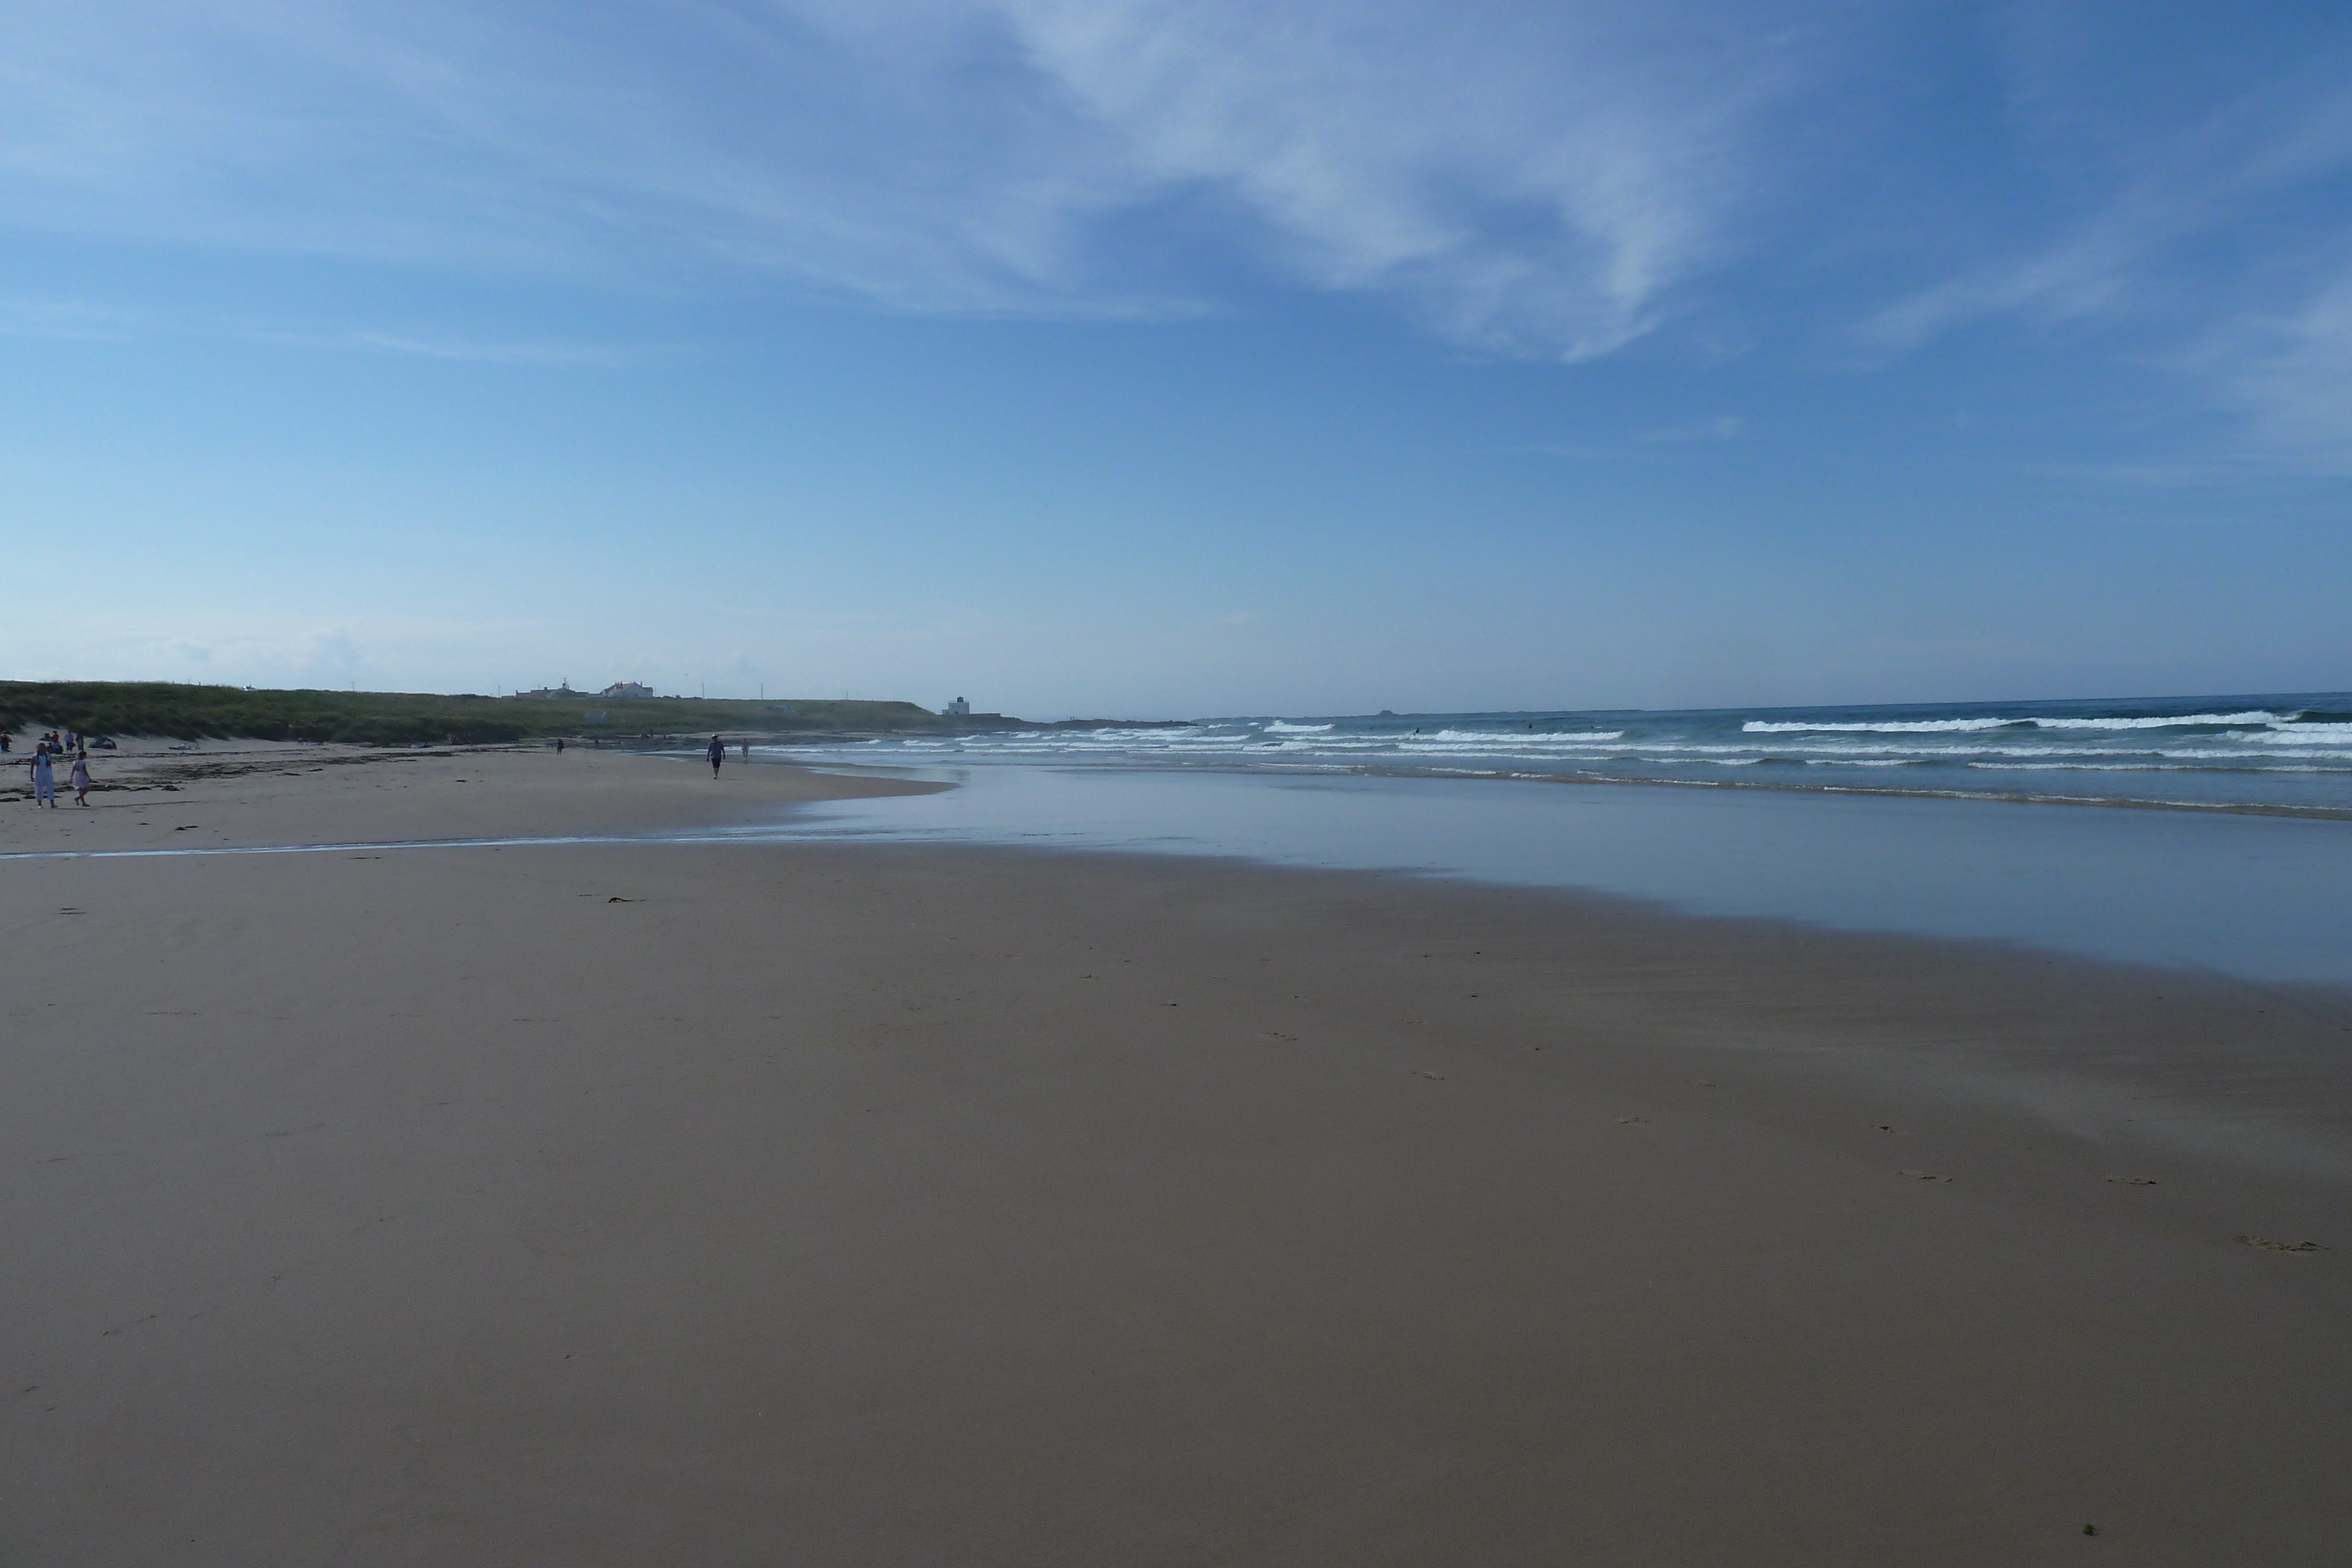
[0,295,136,340]
[1855,17,2352,469]
[1524,413,1742,462]
[336,330,639,366]
[0,0,1838,357]
[2199,276,2352,474]
[964,0,1823,356]
[1861,68,2352,352]
[11,0,2350,465]
[1637,414,1743,443]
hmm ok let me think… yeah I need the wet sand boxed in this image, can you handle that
[3,746,2348,1564]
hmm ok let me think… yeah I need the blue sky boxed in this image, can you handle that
[4,1,2349,717]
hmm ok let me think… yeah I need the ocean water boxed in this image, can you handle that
[743,692,2352,985]
[807,691,2352,817]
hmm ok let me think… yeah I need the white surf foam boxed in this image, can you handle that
[1743,718,2019,734]
[1405,728,1626,744]
[1745,710,2291,735]
[2240,724,2352,746]
[2029,710,2286,730]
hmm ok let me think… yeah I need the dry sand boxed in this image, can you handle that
[3,744,2348,1564]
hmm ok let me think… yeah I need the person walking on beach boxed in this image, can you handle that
[29,747,57,808]
[707,734,724,777]
[69,751,91,807]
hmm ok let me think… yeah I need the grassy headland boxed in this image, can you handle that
[0,681,1014,747]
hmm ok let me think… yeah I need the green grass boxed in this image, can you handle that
[0,681,973,747]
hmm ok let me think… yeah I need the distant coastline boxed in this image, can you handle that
[0,680,1175,748]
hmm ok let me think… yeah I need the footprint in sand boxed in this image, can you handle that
[1898,1168,1953,1182]
[2104,1176,2158,1186]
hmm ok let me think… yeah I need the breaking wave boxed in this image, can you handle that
[787,692,2352,816]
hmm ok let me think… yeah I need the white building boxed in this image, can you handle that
[944,696,971,717]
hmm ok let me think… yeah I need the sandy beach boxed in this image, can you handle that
[4,744,2348,1564]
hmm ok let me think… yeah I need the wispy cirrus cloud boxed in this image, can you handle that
[0,0,1850,359]
[8,0,2352,472]
[2195,275,2352,474]
[0,292,644,365]
[335,330,646,366]
[1524,413,1743,462]
[1862,56,2352,350]
[1855,8,2352,469]
[0,295,137,341]
[958,0,1838,357]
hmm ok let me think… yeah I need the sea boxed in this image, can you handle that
[16,694,2341,988]
[813,691,2352,815]
[745,692,2352,986]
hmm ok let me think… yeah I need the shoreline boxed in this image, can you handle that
[5,748,2348,1562]
[20,730,2352,827]
[789,747,2352,822]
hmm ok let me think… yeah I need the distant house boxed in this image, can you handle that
[513,683,580,700]
[944,696,971,717]
[600,681,658,699]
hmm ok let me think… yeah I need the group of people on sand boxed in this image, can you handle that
[548,734,747,775]
[21,731,92,809]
